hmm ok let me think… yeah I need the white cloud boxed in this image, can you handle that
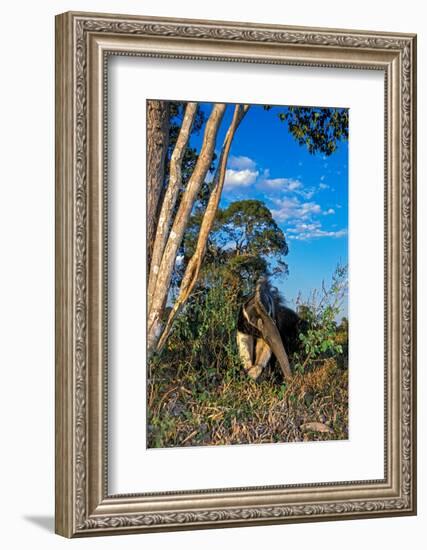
[224,157,336,211]
[259,177,302,191]
[287,224,347,241]
[228,155,257,171]
[224,168,259,188]
[288,180,302,191]
[223,155,259,188]
[271,197,322,222]
[287,222,322,234]
[258,175,317,200]
[270,196,345,241]
[298,188,315,199]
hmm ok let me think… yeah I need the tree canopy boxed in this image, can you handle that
[180,199,288,293]
[264,105,348,155]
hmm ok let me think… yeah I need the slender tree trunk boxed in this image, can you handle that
[146,100,169,268]
[157,105,250,351]
[147,102,197,312]
[147,103,226,355]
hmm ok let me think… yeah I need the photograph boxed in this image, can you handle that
[146,100,349,448]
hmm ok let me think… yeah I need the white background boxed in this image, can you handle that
[0,1,424,548]
[109,59,384,493]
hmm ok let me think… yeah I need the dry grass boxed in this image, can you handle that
[147,358,348,448]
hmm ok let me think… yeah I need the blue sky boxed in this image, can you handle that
[189,103,348,318]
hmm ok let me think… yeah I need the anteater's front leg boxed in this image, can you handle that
[236,331,258,379]
[237,331,272,381]
[252,338,272,380]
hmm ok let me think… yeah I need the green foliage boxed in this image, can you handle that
[264,105,348,156]
[165,273,242,380]
[294,263,348,373]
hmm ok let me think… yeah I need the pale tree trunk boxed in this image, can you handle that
[147,102,197,312]
[146,100,169,268]
[157,104,250,351]
[147,103,226,355]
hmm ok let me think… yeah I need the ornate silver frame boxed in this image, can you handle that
[55,11,417,537]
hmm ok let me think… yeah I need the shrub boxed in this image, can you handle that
[294,263,348,372]
[160,273,242,381]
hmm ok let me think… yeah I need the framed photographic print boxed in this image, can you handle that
[55,11,417,537]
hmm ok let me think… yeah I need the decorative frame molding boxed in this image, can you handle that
[55,11,417,537]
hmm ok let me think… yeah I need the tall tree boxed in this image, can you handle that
[146,101,169,268]
[147,102,198,307]
[147,103,227,353]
